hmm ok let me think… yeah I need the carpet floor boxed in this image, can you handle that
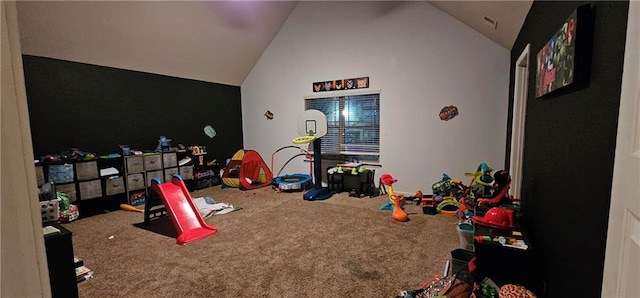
[65,186,460,297]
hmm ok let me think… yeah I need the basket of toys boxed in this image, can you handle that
[40,199,61,223]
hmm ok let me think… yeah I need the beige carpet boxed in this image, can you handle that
[66,186,460,297]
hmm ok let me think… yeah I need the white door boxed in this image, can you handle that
[601,2,640,297]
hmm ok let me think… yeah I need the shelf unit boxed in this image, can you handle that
[38,156,127,217]
[143,151,195,224]
[124,152,195,206]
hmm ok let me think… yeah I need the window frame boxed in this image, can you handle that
[304,89,381,163]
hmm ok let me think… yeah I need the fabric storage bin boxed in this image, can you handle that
[179,166,194,180]
[75,161,99,181]
[56,183,77,203]
[163,152,177,168]
[79,180,102,200]
[35,165,45,186]
[105,177,125,195]
[127,173,145,190]
[164,167,179,182]
[144,154,162,171]
[48,164,74,184]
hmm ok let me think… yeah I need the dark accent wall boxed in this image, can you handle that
[508,1,628,297]
[22,55,243,162]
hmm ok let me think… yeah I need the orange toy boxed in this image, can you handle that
[391,194,409,222]
[380,174,409,222]
[120,204,144,213]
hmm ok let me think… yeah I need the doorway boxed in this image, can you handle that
[509,44,530,200]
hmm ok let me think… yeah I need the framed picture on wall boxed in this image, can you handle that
[535,4,594,98]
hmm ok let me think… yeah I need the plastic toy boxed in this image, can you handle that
[120,204,143,213]
[150,175,217,245]
[436,196,460,216]
[391,194,409,222]
[465,162,494,198]
[295,110,332,201]
[271,146,313,192]
[204,125,216,138]
[432,173,467,199]
[156,136,172,152]
[477,170,513,205]
[379,174,408,221]
[421,194,437,215]
[472,207,516,230]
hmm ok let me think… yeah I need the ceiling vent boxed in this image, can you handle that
[483,15,498,30]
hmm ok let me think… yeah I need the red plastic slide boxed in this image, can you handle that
[151,175,217,245]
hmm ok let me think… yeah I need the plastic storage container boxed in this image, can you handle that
[40,198,61,222]
[451,248,475,284]
[457,222,475,251]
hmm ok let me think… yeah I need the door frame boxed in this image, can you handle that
[601,1,640,296]
[509,44,530,200]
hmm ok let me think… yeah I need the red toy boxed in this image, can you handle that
[151,175,218,245]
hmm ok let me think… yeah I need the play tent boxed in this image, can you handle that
[221,149,273,190]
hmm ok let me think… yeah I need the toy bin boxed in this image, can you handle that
[451,248,475,284]
[457,223,475,251]
[40,198,61,223]
[47,164,74,184]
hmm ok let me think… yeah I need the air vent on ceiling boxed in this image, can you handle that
[483,15,498,30]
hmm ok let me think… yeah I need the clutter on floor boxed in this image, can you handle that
[193,196,243,218]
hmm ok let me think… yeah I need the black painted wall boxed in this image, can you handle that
[508,1,629,296]
[22,55,243,162]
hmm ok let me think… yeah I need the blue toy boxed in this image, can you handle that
[156,136,172,152]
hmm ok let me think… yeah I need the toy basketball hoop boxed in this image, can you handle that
[292,136,316,145]
[297,110,327,138]
[295,109,332,201]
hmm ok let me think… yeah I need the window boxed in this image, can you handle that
[305,92,380,162]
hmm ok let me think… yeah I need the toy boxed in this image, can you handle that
[391,193,409,222]
[436,196,460,216]
[150,175,217,245]
[295,110,332,201]
[204,125,217,138]
[465,162,494,199]
[472,207,516,230]
[271,146,313,192]
[156,136,172,152]
[432,173,467,199]
[379,174,408,221]
[421,194,437,215]
[120,204,143,213]
[477,170,513,205]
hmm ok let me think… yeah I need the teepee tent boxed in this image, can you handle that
[221,149,273,190]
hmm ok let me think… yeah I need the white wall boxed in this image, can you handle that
[242,1,510,193]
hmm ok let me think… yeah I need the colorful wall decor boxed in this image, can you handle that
[536,4,594,98]
[313,77,369,92]
[439,105,459,121]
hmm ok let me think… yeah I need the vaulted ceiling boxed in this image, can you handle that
[16,1,532,86]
